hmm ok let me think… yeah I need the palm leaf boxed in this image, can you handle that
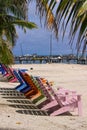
[31,0,87,53]
[12,20,37,29]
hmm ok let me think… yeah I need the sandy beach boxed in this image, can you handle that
[0,63,87,130]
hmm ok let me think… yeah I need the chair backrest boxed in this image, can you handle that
[2,65,15,80]
[46,81,63,106]
[1,64,9,75]
[0,64,6,74]
[30,76,44,94]
[8,68,18,78]
[18,70,38,93]
[37,78,63,106]
[35,77,53,101]
[13,70,24,84]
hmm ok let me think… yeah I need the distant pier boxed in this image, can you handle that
[14,54,87,64]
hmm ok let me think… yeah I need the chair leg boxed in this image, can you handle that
[77,95,82,116]
[41,100,58,110]
[50,106,71,116]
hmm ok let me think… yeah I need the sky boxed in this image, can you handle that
[12,1,77,56]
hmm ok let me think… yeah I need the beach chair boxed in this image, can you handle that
[1,64,18,82]
[30,76,48,103]
[1,64,12,77]
[13,70,28,91]
[0,64,6,74]
[18,70,41,99]
[14,70,41,101]
[35,77,68,107]
[40,81,82,116]
[7,68,18,82]
[18,71,48,104]
[15,70,39,94]
[39,78,78,102]
[30,76,82,116]
[34,77,55,107]
[0,64,10,77]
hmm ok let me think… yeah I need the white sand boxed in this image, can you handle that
[0,63,87,130]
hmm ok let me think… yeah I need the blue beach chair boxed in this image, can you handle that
[13,70,31,93]
[0,64,7,75]
[13,70,27,91]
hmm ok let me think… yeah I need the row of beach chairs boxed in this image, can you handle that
[0,64,82,116]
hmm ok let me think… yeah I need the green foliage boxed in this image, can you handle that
[0,0,37,65]
[0,38,14,65]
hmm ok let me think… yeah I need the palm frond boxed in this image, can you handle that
[12,20,37,29]
[29,0,58,37]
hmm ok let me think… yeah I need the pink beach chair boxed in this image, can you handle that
[36,77,82,116]
[41,82,82,116]
[2,65,18,82]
